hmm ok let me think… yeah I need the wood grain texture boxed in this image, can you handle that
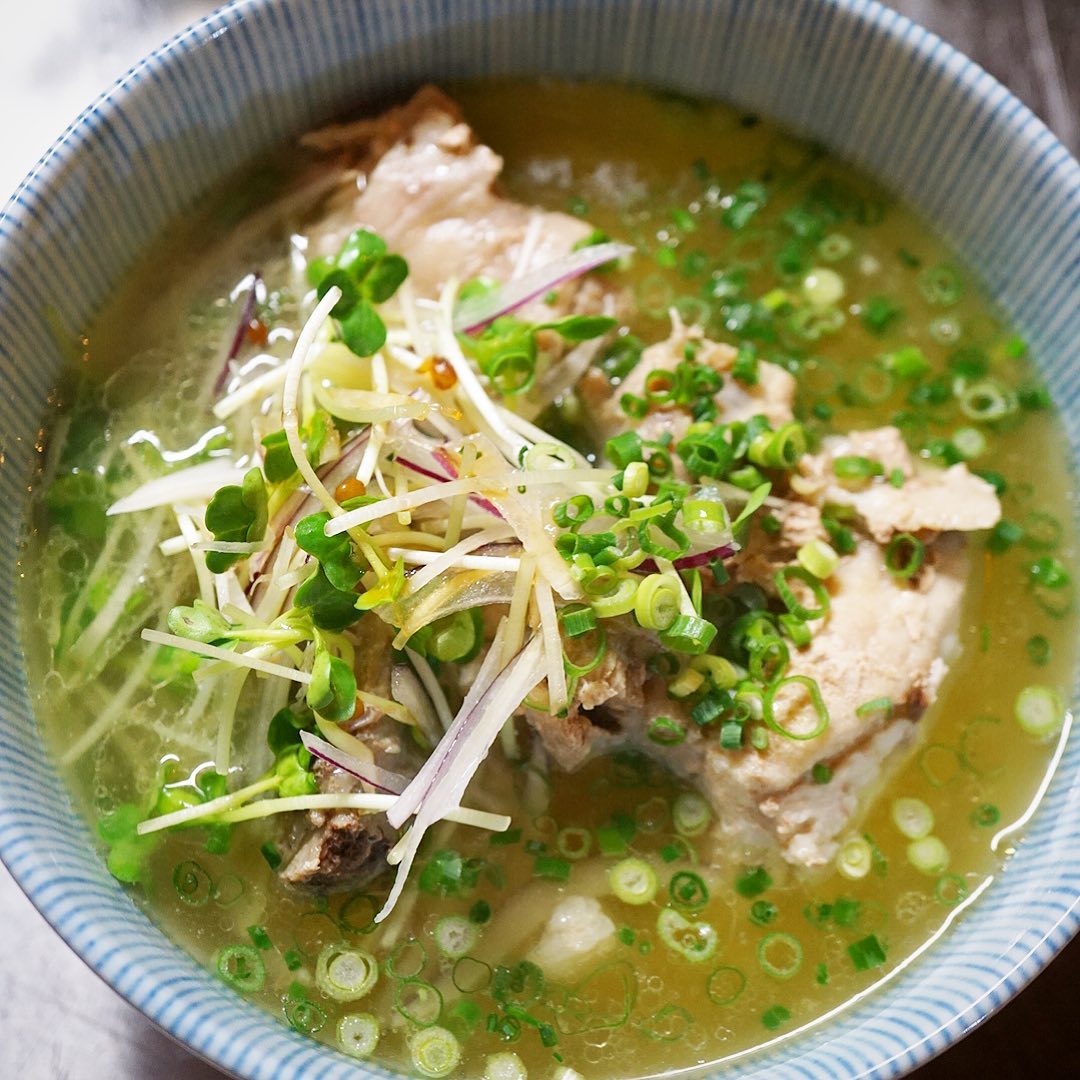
[893,0,1080,152]
[0,2,1077,1078]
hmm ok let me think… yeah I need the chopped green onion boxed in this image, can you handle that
[761,1005,791,1031]
[811,762,832,785]
[667,665,705,698]
[735,866,772,898]
[856,697,893,719]
[673,792,712,837]
[622,461,650,499]
[890,797,934,840]
[434,916,479,960]
[706,965,747,1005]
[885,533,924,579]
[683,496,730,534]
[606,431,644,469]
[554,494,595,529]
[609,857,659,905]
[1026,635,1051,667]
[315,945,378,1002]
[247,925,272,951]
[638,516,690,560]
[951,426,987,460]
[846,933,887,971]
[935,874,969,907]
[409,1026,461,1078]
[774,566,830,620]
[395,978,444,1027]
[797,539,839,579]
[971,803,1000,828]
[658,614,718,655]
[670,870,709,909]
[534,855,572,881]
[861,296,903,336]
[919,262,964,306]
[749,900,779,926]
[763,675,830,740]
[484,1052,528,1080]
[656,907,719,962]
[836,836,873,880]
[338,1013,380,1059]
[1014,684,1063,738]
[958,379,1015,422]
[757,932,803,979]
[556,827,592,861]
[559,603,598,638]
[634,573,682,631]
[818,233,852,262]
[215,945,266,993]
[907,835,950,875]
[833,455,884,481]
[589,577,638,618]
[779,613,811,648]
[691,654,740,688]
[648,715,686,746]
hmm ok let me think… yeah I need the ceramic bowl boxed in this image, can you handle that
[1,1,1078,1077]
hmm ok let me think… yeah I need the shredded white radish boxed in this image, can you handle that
[68,508,166,666]
[535,579,568,714]
[193,539,269,554]
[436,280,526,460]
[218,795,510,830]
[107,461,244,516]
[158,534,189,556]
[61,647,158,766]
[377,636,544,921]
[141,628,311,683]
[212,362,287,420]
[405,647,454,731]
[503,553,536,665]
[512,212,545,279]
[135,776,283,834]
[389,618,510,828]
[391,550,521,574]
[326,468,611,536]
[390,665,443,746]
[402,524,515,592]
[176,512,215,608]
[282,287,345,517]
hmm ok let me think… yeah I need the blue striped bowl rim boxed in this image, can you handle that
[0,2,1077,1078]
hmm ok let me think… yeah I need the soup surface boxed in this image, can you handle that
[20,81,1078,1078]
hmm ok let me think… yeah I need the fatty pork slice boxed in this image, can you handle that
[303,85,607,310]
[578,319,796,451]
[658,534,968,866]
[797,426,1000,543]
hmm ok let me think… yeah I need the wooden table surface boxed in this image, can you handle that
[1,2,1078,1077]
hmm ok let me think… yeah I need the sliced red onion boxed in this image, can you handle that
[300,730,408,795]
[635,542,738,575]
[214,271,262,395]
[430,447,503,519]
[453,242,633,334]
[397,456,453,484]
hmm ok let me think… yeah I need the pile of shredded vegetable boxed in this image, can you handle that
[103,228,812,920]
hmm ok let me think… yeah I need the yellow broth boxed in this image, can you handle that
[18,81,1079,1077]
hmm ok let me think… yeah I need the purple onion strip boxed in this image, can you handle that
[300,730,409,795]
[453,242,633,335]
[214,271,262,395]
[635,542,738,575]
